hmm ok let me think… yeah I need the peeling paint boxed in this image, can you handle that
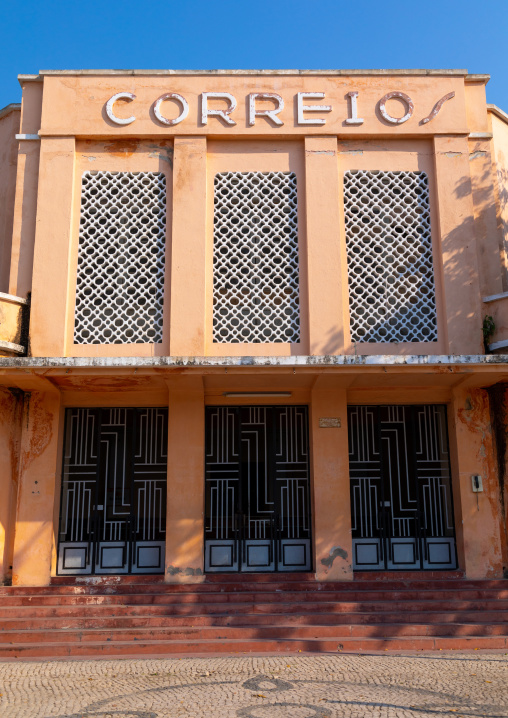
[457,388,504,575]
[0,354,504,370]
[166,565,203,576]
[103,139,140,157]
[339,150,364,156]
[469,151,487,161]
[420,91,455,125]
[305,150,335,156]
[19,393,54,476]
[378,91,414,125]
[444,152,462,158]
[148,152,172,164]
[320,546,348,568]
[147,144,174,169]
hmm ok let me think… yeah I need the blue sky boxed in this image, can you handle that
[0,0,506,110]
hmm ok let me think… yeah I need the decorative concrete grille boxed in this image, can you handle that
[74,171,166,344]
[213,171,300,343]
[344,170,437,343]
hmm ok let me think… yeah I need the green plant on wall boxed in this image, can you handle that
[483,315,496,351]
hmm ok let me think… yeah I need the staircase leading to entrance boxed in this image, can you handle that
[0,573,507,658]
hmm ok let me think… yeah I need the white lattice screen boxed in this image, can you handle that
[74,171,166,344]
[213,171,300,343]
[344,170,438,343]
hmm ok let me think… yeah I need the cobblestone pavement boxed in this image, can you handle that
[0,653,507,718]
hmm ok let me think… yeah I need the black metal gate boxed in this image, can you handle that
[205,406,312,572]
[348,405,457,570]
[57,408,168,575]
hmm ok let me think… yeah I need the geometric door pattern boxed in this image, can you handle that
[348,405,457,570]
[205,406,311,572]
[58,407,168,575]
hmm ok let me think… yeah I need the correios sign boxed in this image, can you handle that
[105,90,456,128]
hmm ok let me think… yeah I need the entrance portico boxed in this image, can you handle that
[0,355,505,586]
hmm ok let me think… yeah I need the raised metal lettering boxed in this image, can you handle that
[201,92,237,126]
[248,93,284,126]
[153,93,189,126]
[378,92,414,125]
[297,92,332,125]
[105,92,136,126]
[345,91,364,125]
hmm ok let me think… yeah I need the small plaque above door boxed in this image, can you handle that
[319,417,341,428]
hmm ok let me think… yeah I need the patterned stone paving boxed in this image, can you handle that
[0,653,507,718]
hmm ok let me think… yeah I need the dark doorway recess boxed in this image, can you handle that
[205,405,312,572]
[348,404,457,570]
[58,407,168,575]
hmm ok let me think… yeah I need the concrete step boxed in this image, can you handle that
[6,577,506,594]
[0,606,506,624]
[2,576,506,658]
[0,620,506,638]
[1,593,507,613]
[2,585,508,600]
[1,634,507,659]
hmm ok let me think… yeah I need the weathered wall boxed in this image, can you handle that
[0,388,23,583]
[311,384,353,581]
[486,383,508,574]
[165,377,205,582]
[490,110,508,288]
[0,107,20,294]
[449,386,505,578]
[9,81,43,300]
[38,73,467,138]
[11,390,61,586]
[0,295,28,354]
[19,71,493,359]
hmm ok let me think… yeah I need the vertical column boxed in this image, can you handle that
[448,386,504,578]
[0,389,23,583]
[433,136,484,354]
[0,109,21,294]
[12,390,61,586]
[468,138,504,297]
[304,136,344,355]
[165,376,205,583]
[8,140,40,299]
[9,80,43,298]
[311,383,353,581]
[30,137,76,356]
[169,137,207,356]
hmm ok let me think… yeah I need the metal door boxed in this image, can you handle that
[348,405,457,571]
[204,406,312,572]
[57,407,168,575]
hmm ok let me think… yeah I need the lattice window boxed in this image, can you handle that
[344,170,437,343]
[213,171,300,343]
[74,171,166,344]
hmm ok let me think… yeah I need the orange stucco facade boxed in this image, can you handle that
[0,69,507,586]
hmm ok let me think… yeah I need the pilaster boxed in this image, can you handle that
[0,389,23,583]
[12,389,62,586]
[165,376,205,582]
[310,384,353,580]
[169,137,207,355]
[433,136,484,354]
[304,136,344,354]
[30,137,76,356]
[448,385,504,578]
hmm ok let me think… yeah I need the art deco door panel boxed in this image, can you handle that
[58,408,168,575]
[204,406,311,573]
[348,405,457,571]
